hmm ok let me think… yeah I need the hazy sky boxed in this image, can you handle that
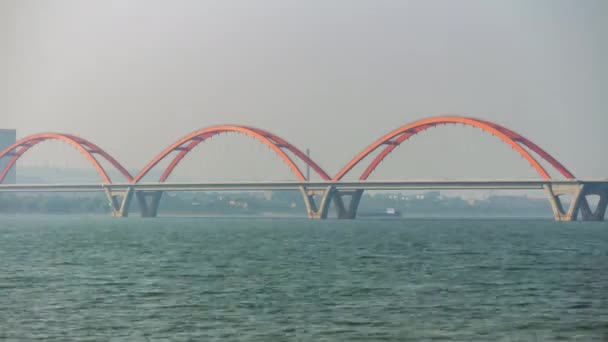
[1,0,606,182]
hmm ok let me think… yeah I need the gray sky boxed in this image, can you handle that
[1,0,606,182]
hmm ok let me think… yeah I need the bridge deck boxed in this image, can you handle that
[0,180,605,193]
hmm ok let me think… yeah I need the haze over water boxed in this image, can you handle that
[1,2,607,341]
[1,216,606,341]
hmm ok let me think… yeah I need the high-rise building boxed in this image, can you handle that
[0,129,17,184]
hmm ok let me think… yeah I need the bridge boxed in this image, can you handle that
[1,116,606,221]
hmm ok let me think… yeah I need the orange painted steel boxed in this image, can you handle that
[133,125,331,183]
[473,119,575,178]
[333,116,575,181]
[1,117,576,185]
[0,133,133,183]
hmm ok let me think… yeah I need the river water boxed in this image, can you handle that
[0,216,606,341]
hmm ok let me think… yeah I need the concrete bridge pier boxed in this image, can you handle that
[332,189,364,219]
[299,185,335,219]
[299,186,364,219]
[544,183,607,221]
[579,185,608,221]
[104,187,163,218]
[104,187,134,218]
[136,191,163,218]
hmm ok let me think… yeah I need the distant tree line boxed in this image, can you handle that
[0,194,110,214]
[0,191,552,217]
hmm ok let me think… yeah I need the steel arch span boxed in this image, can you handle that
[333,116,575,181]
[0,133,133,184]
[133,125,331,183]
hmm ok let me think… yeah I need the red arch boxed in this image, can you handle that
[0,133,133,184]
[133,125,330,183]
[333,116,575,181]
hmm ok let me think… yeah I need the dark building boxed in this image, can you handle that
[0,129,16,184]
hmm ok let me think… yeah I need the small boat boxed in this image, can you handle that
[358,207,402,217]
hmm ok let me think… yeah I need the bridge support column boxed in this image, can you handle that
[544,183,607,222]
[104,187,134,218]
[299,185,335,219]
[579,185,608,222]
[136,191,163,218]
[332,189,364,219]
[544,184,584,221]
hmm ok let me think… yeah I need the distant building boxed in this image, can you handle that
[416,191,441,201]
[0,129,16,184]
